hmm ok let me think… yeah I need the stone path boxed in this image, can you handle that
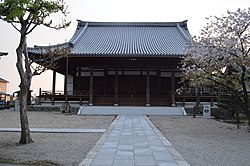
[80,115,189,166]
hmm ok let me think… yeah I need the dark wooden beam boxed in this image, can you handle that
[52,71,56,105]
[114,68,119,106]
[146,69,150,106]
[55,57,181,75]
[171,68,176,106]
[64,56,69,104]
[89,66,94,105]
[104,69,107,97]
[157,70,161,96]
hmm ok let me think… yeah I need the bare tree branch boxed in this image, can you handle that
[10,22,21,32]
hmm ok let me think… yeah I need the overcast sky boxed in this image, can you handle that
[0,0,249,95]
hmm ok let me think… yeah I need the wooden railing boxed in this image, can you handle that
[175,87,218,106]
[39,90,89,96]
[40,90,64,96]
[38,90,90,104]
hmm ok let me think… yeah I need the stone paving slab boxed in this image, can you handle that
[80,115,189,166]
[0,128,106,133]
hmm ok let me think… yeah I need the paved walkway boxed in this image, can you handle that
[80,115,189,166]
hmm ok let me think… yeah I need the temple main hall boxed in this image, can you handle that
[28,20,191,106]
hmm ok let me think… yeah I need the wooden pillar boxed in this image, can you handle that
[52,70,56,105]
[146,69,150,107]
[77,66,81,92]
[171,68,176,106]
[89,66,94,106]
[157,70,161,96]
[64,57,69,104]
[104,69,107,97]
[39,88,42,96]
[114,68,119,106]
[211,98,214,106]
[182,97,185,107]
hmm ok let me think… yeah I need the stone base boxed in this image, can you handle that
[27,105,80,114]
[60,103,71,113]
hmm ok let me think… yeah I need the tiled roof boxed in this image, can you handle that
[0,52,8,56]
[0,77,9,83]
[28,21,191,57]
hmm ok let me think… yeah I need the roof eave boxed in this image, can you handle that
[70,53,184,58]
[0,78,9,83]
[76,20,189,28]
[0,52,8,56]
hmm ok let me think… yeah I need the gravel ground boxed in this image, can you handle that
[1,110,250,166]
[149,116,250,166]
[0,110,115,166]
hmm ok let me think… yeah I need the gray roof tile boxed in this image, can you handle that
[28,21,191,57]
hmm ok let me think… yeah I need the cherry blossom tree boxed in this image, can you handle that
[183,8,250,126]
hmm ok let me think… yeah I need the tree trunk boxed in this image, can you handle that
[240,66,250,126]
[235,95,240,129]
[16,33,33,144]
[19,86,33,144]
[193,86,201,118]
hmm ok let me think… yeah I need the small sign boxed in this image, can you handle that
[203,105,211,119]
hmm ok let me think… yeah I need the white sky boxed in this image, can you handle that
[0,0,249,95]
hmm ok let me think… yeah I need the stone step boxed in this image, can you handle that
[77,106,186,116]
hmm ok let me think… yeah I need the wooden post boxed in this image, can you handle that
[211,98,214,106]
[89,66,93,106]
[64,56,69,104]
[146,69,150,106]
[77,66,81,92]
[157,70,161,96]
[114,68,119,106]
[104,69,107,97]
[182,97,185,107]
[39,88,42,96]
[52,70,56,105]
[76,66,82,106]
[171,68,176,106]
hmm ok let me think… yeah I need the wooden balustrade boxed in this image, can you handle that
[39,90,90,105]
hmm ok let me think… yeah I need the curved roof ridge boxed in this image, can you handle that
[76,20,189,28]
[176,23,191,42]
[70,22,88,45]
